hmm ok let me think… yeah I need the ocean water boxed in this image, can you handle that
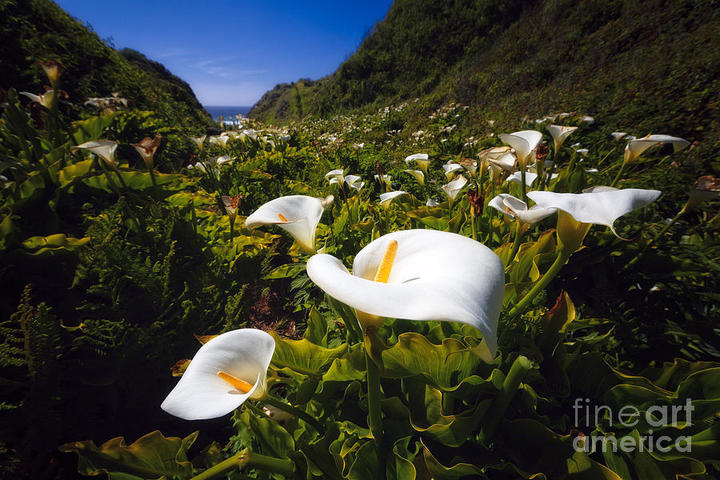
[204,105,252,122]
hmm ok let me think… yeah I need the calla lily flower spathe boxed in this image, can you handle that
[405,153,430,172]
[20,90,56,108]
[379,191,407,205]
[505,170,558,187]
[306,230,505,354]
[72,140,118,167]
[208,135,230,147]
[192,135,207,150]
[611,132,628,141]
[546,125,578,153]
[499,130,543,167]
[489,194,556,224]
[161,329,275,420]
[528,187,662,236]
[131,134,162,169]
[441,175,468,203]
[246,195,330,254]
[442,162,464,179]
[403,169,425,185]
[624,135,689,164]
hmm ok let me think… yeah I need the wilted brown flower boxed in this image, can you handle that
[221,194,242,216]
[468,187,484,217]
[38,60,64,85]
[131,134,162,169]
[685,175,720,211]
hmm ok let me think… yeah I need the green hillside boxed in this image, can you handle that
[0,0,213,129]
[250,0,720,149]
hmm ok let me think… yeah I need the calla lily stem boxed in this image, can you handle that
[263,395,324,433]
[610,162,627,188]
[506,250,572,321]
[506,221,524,267]
[365,351,384,446]
[189,448,294,480]
[479,355,532,444]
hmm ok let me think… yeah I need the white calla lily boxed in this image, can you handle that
[306,230,505,354]
[442,162,464,179]
[72,140,118,167]
[403,169,425,185]
[528,187,662,235]
[20,90,56,108]
[379,191,407,205]
[325,169,344,182]
[546,125,578,152]
[442,175,468,202]
[405,153,430,172]
[209,135,230,147]
[488,194,556,224]
[426,198,439,207]
[611,132,628,141]
[161,329,275,420]
[624,134,689,164]
[499,130,543,167]
[246,195,326,254]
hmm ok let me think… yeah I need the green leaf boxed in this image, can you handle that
[58,159,95,186]
[58,430,197,480]
[21,233,90,255]
[270,332,347,376]
[421,442,483,479]
[83,171,192,193]
[381,332,493,390]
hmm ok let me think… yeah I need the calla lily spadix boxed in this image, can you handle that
[306,229,505,354]
[161,329,275,420]
[405,153,430,172]
[499,130,543,167]
[624,134,689,164]
[442,175,468,203]
[379,191,407,205]
[72,140,118,167]
[246,195,329,254]
[403,169,425,185]
[528,187,662,236]
[488,194,556,224]
[546,125,578,153]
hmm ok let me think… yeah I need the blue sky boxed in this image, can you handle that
[55,0,394,106]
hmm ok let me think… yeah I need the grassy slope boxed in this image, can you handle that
[250,0,720,149]
[0,0,214,129]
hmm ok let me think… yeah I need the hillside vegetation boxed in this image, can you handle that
[0,0,213,129]
[250,0,720,150]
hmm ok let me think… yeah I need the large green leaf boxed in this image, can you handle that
[59,430,198,480]
[381,332,493,390]
[21,233,90,255]
[270,332,347,376]
[83,171,192,193]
